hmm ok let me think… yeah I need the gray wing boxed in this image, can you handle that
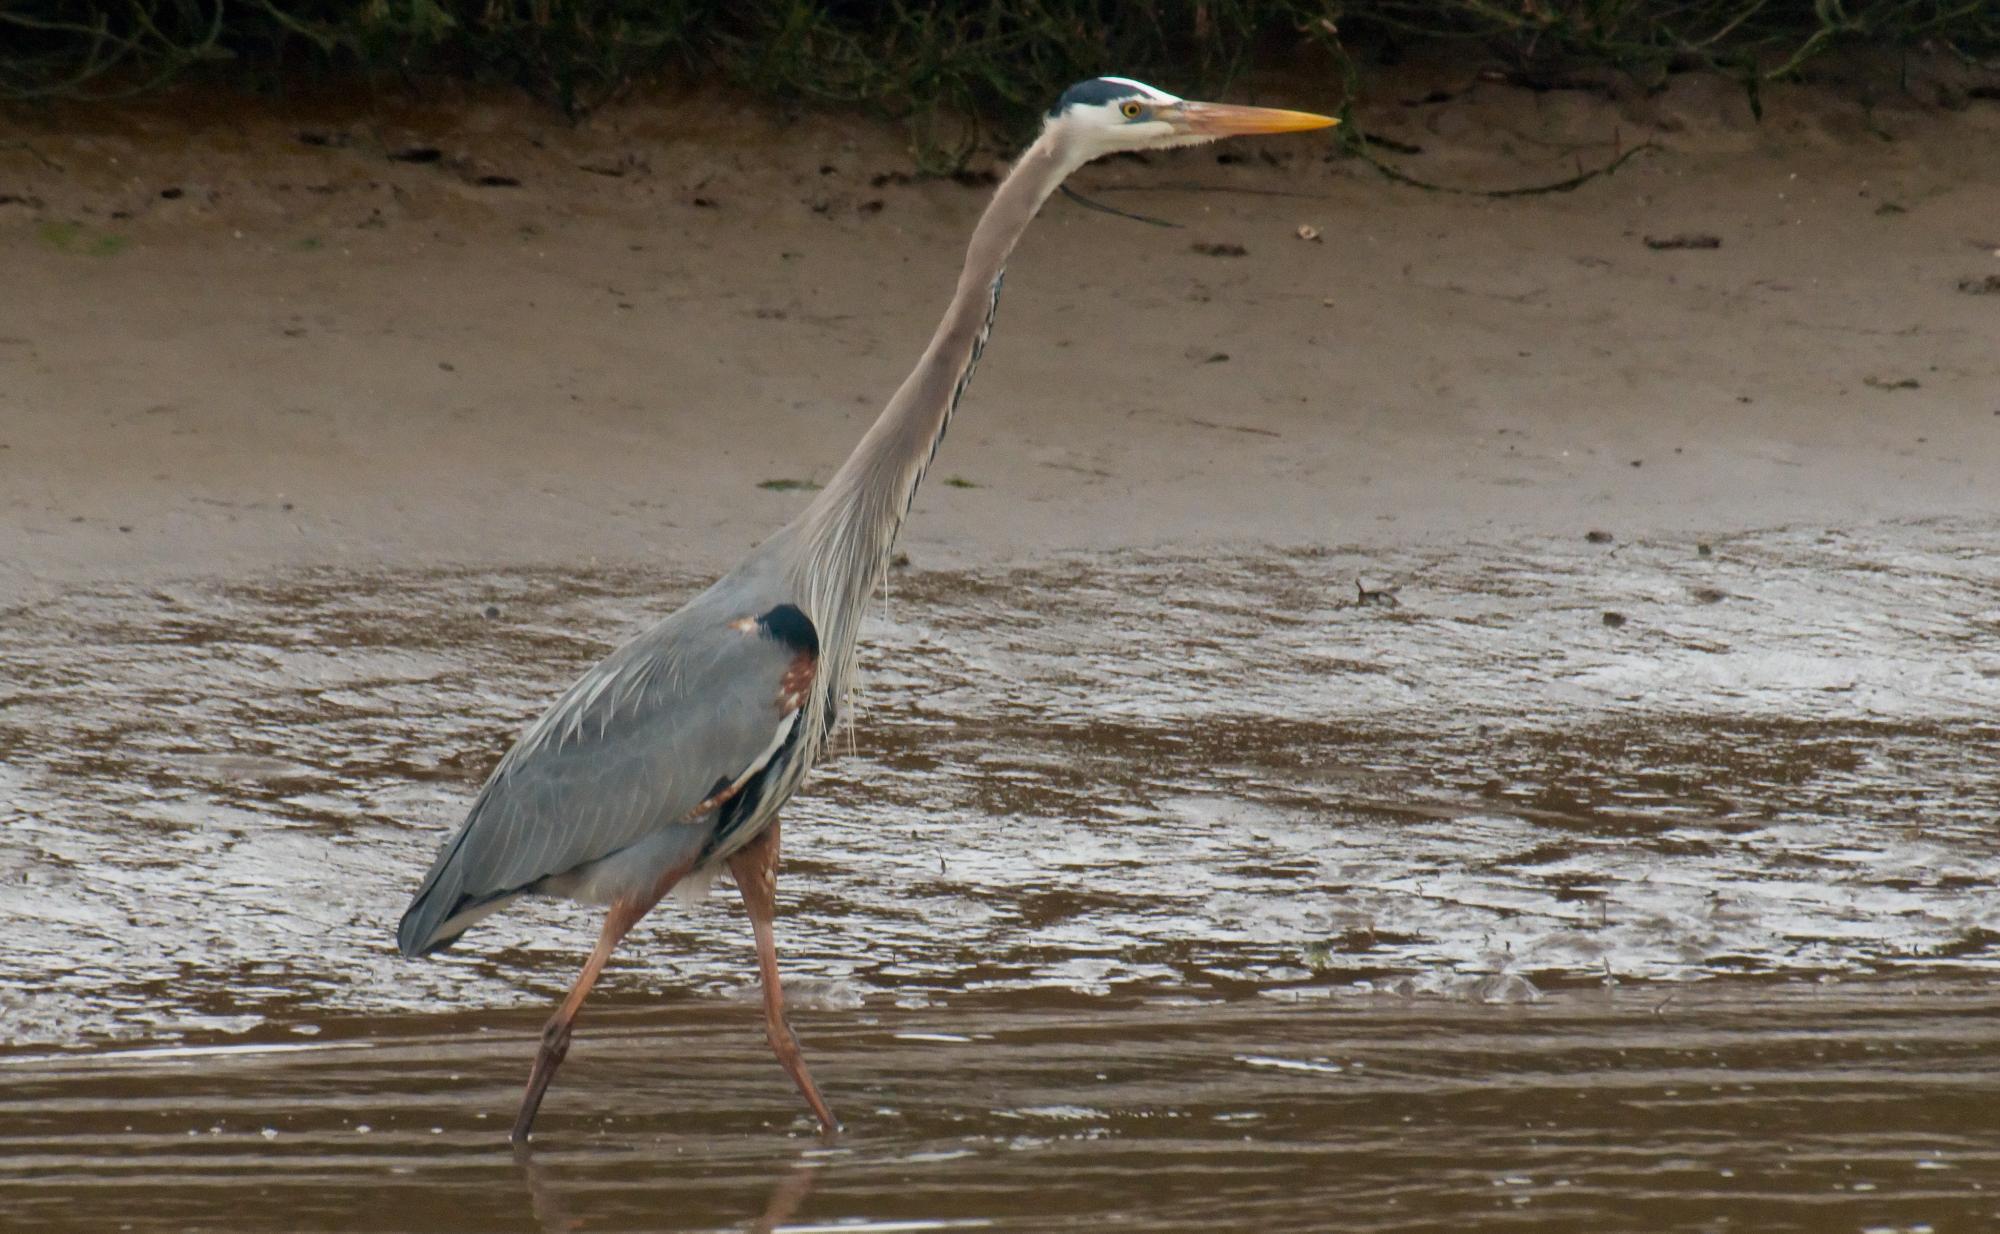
[397,594,817,956]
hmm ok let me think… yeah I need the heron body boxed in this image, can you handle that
[396,77,1335,1141]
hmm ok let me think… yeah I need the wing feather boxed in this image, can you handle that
[397,590,815,956]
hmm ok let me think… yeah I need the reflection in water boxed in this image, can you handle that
[516,1143,582,1234]
[520,1139,816,1234]
[750,1161,816,1234]
[0,522,1998,1229]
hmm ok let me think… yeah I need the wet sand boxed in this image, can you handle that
[3,64,2000,1232]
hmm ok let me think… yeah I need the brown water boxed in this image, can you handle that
[2,521,1998,1230]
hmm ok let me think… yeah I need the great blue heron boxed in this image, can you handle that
[397,76,1335,1142]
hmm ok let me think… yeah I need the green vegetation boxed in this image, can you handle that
[4,3,1996,156]
[37,220,128,255]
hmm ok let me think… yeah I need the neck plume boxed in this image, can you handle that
[778,125,1076,690]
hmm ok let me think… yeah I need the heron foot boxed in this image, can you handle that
[512,1021,572,1143]
[507,899,649,1143]
[766,1019,841,1135]
[729,821,842,1135]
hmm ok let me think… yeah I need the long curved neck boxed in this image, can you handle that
[779,124,1078,691]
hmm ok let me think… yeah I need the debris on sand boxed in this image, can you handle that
[1191,241,1248,257]
[1585,529,1614,544]
[1601,611,1628,628]
[1296,224,1322,242]
[1957,274,2000,295]
[1353,972,1542,1004]
[1464,973,1543,1005]
[580,153,648,178]
[1643,233,1721,250]
[1355,579,1400,608]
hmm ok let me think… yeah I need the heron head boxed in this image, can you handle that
[1045,76,1337,164]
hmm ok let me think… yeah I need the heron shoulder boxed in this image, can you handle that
[498,576,814,777]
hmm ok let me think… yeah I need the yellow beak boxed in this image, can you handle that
[1179,101,1339,137]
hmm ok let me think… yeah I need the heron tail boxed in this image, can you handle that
[397,825,517,960]
[399,865,523,958]
[396,864,465,959]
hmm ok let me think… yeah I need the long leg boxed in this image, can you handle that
[511,897,647,1144]
[729,820,841,1134]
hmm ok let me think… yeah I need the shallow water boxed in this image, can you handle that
[2,520,1998,1229]
[4,986,1998,1232]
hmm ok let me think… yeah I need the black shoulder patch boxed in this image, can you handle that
[1050,77,1141,117]
[755,603,819,657]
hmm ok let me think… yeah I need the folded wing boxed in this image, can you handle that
[397,597,817,956]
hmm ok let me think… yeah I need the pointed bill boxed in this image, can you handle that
[1180,102,1339,137]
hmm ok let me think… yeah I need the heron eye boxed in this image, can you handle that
[1119,101,1143,120]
